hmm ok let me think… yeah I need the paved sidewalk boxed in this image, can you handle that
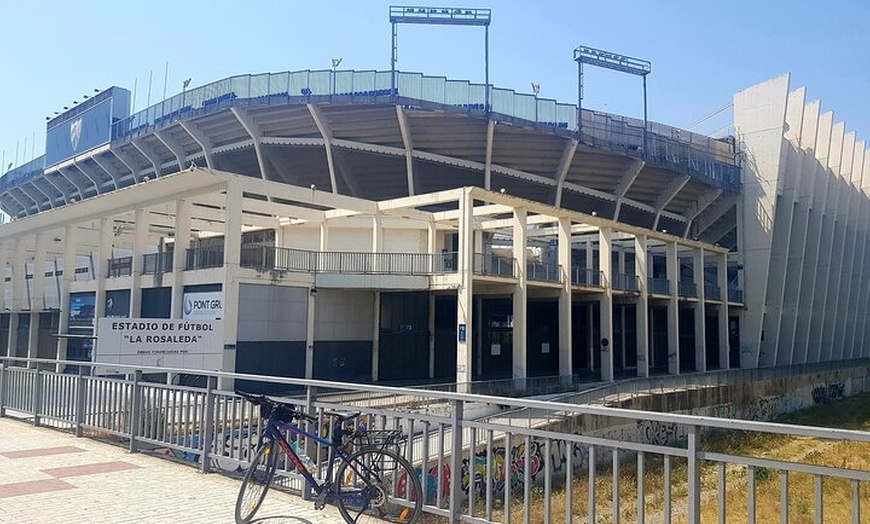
[0,417,347,524]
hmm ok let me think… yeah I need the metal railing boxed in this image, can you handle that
[648,277,670,295]
[2,356,869,524]
[142,252,173,275]
[729,288,744,303]
[473,253,516,278]
[185,247,224,270]
[107,256,133,278]
[239,244,459,275]
[679,281,698,298]
[611,272,640,292]
[572,267,604,288]
[705,284,721,301]
[526,261,561,283]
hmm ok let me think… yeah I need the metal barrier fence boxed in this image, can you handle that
[2,356,869,523]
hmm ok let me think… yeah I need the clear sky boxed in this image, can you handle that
[1,0,868,171]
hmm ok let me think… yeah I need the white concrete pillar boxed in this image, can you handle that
[427,219,437,272]
[56,226,77,371]
[8,238,26,359]
[667,241,680,374]
[599,227,614,381]
[27,232,48,361]
[371,291,380,382]
[718,252,730,369]
[221,183,243,382]
[557,217,572,377]
[585,240,593,279]
[320,222,329,251]
[130,208,149,318]
[372,214,382,272]
[634,235,649,377]
[512,209,528,381]
[693,248,706,372]
[455,189,474,386]
[171,200,192,319]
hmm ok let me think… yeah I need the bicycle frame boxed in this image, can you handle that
[257,415,349,496]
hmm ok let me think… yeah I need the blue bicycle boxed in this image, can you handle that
[234,391,422,524]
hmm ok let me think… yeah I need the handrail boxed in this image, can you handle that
[3,355,870,441]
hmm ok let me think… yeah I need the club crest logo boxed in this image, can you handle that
[184,298,193,316]
[70,118,83,151]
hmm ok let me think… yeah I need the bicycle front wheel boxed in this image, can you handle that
[335,447,422,524]
[235,440,277,524]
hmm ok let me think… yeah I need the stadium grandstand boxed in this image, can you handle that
[0,61,864,390]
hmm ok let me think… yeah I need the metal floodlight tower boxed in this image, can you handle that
[389,6,492,111]
[574,45,651,156]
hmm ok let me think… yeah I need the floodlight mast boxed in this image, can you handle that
[574,45,651,157]
[389,6,492,112]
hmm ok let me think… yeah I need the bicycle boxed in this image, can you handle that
[233,391,422,524]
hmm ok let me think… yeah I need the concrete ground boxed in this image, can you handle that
[0,417,347,524]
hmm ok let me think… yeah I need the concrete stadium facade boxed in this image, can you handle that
[0,69,863,387]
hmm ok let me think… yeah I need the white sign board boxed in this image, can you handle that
[182,291,223,320]
[94,318,224,375]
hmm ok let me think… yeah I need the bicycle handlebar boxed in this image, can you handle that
[235,390,317,423]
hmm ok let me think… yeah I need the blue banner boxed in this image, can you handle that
[45,100,112,167]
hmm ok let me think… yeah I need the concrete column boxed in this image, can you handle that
[130,208,149,318]
[8,238,26,359]
[634,235,649,377]
[27,232,48,361]
[599,227,613,381]
[56,226,77,371]
[221,183,243,383]
[693,248,706,372]
[718,252,730,369]
[585,240,593,277]
[512,208,528,381]
[371,291,381,382]
[95,218,112,322]
[171,200,192,319]
[455,189,474,386]
[427,219,437,272]
[320,222,329,251]
[372,214,382,272]
[667,241,680,374]
[557,217,572,378]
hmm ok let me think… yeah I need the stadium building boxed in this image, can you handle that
[0,67,865,388]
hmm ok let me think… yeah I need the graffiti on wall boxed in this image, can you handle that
[812,382,845,404]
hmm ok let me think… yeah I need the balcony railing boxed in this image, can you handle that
[239,245,459,275]
[611,272,640,292]
[473,253,516,278]
[705,284,721,301]
[142,252,173,275]
[729,288,744,304]
[678,281,698,298]
[185,247,224,270]
[526,262,561,283]
[107,256,132,278]
[571,268,604,288]
[648,277,670,295]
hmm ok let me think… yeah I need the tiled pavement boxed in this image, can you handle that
[0,417,347,524]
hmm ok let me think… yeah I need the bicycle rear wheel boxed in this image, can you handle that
[235,440,277,524]
[335,447,422,523]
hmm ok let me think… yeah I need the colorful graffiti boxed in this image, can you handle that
[459,441,545,498]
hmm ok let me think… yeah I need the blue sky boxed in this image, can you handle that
[1,0,868,170]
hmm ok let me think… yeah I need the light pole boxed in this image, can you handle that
[531,82,540,124]
[331,58,343,96]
